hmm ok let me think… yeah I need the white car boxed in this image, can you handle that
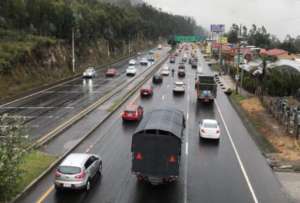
[173,81,185,93]
[158,44,162,50]
[199,119,220,141]
[161,66,170,76]
[140,58,148,66]
[83,67,96,78]
[126,66,137,76]
[129,59,136,65]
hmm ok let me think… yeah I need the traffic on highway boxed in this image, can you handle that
[14,43,289,203]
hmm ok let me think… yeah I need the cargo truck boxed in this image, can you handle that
[195,72,217,103]
[131,108,185,185]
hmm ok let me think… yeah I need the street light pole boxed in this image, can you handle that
[72,27,75,73]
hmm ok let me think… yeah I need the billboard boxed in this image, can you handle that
[175,35,206,42]
[218,37,228,44]
[211,24,225,33]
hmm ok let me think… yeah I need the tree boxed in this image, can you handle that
[0,114,28,202]
[227,24,239,43]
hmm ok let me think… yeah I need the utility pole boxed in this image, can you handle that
[72,27,75,73]
[235,24,243,94]
[219,33,222,67]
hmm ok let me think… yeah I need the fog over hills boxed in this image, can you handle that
[100,0,144,5]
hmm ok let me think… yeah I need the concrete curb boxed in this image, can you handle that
[11,52,169,203]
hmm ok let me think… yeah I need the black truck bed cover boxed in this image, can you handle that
[134,107,185,141]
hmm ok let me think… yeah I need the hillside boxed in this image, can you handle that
[0,0,205,100]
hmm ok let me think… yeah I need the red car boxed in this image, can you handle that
[122,105,144,121]
[106,68,117,77]
[140,85,153,97]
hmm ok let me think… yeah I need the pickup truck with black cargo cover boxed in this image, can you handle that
[131,108,185,185]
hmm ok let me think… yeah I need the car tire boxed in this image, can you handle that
[86,180,91,191]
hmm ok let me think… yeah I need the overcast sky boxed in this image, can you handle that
[145,0,300,40]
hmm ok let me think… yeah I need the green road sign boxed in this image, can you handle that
[175,35,206,42]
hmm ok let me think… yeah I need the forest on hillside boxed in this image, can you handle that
[0,0,205,44]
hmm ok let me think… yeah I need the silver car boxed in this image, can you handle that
[54,153,102,191]
[173,81,185,94]
[83,67,97,78]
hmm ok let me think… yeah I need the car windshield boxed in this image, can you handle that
[58,166,81,174]
[203,122,218,129]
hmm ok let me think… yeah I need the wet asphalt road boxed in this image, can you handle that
[16,48,289,203]
[0,50,167,141]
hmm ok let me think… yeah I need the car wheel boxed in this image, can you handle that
[86,180,91,191]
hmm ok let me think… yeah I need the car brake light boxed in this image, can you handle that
[136,152,143,160]
[169,155,176,163]
[75,171,86,179]
[55,170,61,177]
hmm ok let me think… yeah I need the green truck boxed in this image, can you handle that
[195,73,217,103]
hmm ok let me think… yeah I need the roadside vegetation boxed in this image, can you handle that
[226,24,300,53]
[0,114,56,202]
[230,93,300,164]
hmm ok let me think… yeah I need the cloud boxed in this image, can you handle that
[145,0,300,40]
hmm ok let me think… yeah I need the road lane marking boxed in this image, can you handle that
[184,77,190,203]
[0,77,81,108]
[36,185,54,203]
[162,95,165,100]
[0,106,74,109]
[185,142,189,155]
[130,92,140,105]
[215,101,259,203]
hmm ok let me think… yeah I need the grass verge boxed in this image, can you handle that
[231,92,246,103]
[13,151,56,198]
[210,63,221,72]
[229,93,276,154]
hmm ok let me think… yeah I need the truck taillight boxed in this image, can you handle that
[216,130,220,134]
[136,152,143,160]
[169,155,176,163]
[201,129,205,133]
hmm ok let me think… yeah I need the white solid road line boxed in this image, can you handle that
[0,106,74,109]
[0,77,81,109]
[215,100,259,203]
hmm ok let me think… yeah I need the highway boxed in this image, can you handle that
[16,46,289,203]
[0,49,167,141]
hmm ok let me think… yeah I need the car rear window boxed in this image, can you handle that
[125,110,136,113]
[203,122,217,129]
[58,166,81,174]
